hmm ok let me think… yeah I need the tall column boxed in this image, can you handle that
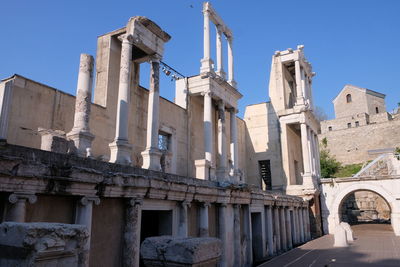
[303,207,310,241]
[227,37,236,88]
[285,207,293,249]
[295,60,304,105]
[216,26,226,79]
[123,198,143,267]
[67,54,95,157]
[199,202,210,237]
[5,193,37,222]
[178,201,190,237]
[229,108,239,182]
[233,204,241,267]
[109,34,133,164]
[314,134,321,177]
[301,68,307,100]
[216,100,227,181]
[219,203,228,267]
[294,207,300,245]
[299,207,305,243]
[142,57,162,170]
[200,7,213,73]
[301,123,312,187]
[265,206,274,256]
[242,204,252,267]
[308,128,315,176]
[75,196,100,266]
[279,206,287,251]
[273,206,281,253]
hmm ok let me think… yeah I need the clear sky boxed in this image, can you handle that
[1,0,399,119]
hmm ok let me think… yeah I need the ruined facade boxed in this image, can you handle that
[0,2,322,266]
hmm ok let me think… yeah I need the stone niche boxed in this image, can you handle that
[0,222,89,267]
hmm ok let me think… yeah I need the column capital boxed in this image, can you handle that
[233,203,241,209]
[227,107,238,114]
[200,201,211,208]
[128,198,143,207]
[201,90,213,97]
[181,201,191,208]
[80,196,100,206]
[148,54,162,63]
[220,203,228,208]
[118,33,134,44]
[9,193,37,204]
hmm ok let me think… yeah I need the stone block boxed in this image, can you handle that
[333,224,348,247]
[340,222,354,242]
[0,222,89,267]
[140,236,221,267]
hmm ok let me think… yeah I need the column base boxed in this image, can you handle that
[66,130,95,157]
[216,167,228,182]
[141,148,162,171]
[228,79,237,89]
[200,58,214,74]
[109,139,132,165]
[216,70,226,80]
[195,159,215,180]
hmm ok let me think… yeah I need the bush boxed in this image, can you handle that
[334,163,363,177]
[320,149,341,178]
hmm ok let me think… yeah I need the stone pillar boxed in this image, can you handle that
[299,207,305,243]
[294,207,299,245]
[285,207,293,249]
[199,202,210,237]
[227,37,236,88]
[279,206,287,251]
[67,54,95,157]
[216,26,226,79]
[109,34,133,164]
[273,206,281,253]
[303,207,310,241]
[233,204,241,267]
[5,193,37,222]
[200,8,213,73]
[178,201,190,237]
[216,100,227,181]
[142,57,162,170]
[123,198,143,267]
[300,123,312,187]
[229,108,239,182]
[295,60,304,105]
[314,134,321,177]
[75,196,100,266]
[301,68,307,100]
[218,203,228,267]
[265,206,274,256]
[308,128,315,176]
[242,204,252,267]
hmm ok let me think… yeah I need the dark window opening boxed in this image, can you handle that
[346,94,352,103]
[347,123,351,128]
[259,160,271,190]
[140,210,172,244]
[158,132,170,151]
[375,107,379,114]
[355,121,359,127]
[328,126,332,131]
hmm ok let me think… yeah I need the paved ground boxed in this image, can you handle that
[259,224,400,267]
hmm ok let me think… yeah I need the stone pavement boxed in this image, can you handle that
[259,224,400,267]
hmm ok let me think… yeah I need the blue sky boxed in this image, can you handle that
[1,0,399,119]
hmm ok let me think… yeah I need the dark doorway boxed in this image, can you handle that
[140,210,173,244]
[251,212,263,263]
[259,160,272,190]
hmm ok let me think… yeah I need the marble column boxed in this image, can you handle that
[273,206,281,253]
[75,196,100,266]
[200,8,213,73]
[242,204,253,267]
[5,193,37,222]
[216,25,226,79]
[295,60,304,105]
[219,203,228,267]
[123,198,143,267]
[142,57,162,170]
[314,134,321,177]
[308,128,316,177]
[265,206,274,256]
[178,201,190,237]
[229,108,239,182]
[301,123,312,187]
[227,37,236,88]
[303,207,310,241]
[109,34,133,164]
[299,207,305,243]
[233,204,241,267]
[216,100,227,181]
[67,54,95,157]
[285,207,293,249]
[300,68,307,100]
[199,202,210,237]
[279,206,287,251]
[294,207,300,245]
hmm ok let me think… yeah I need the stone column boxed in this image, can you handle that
[178,201,190,237]
[299,207,305,243]
[5,193,37,222]
[294,207,299,245]
[67,54,95,157]
[273,206,281,253]
[314,134,321,177]
[227,37,236,88]
[303,207,310,241]
[216,100,227,181]
[75,196,100,266]
[199,202,210,237]
[300,68,307,100]
[109,34,133,164]
[265,206,274,256]
[123,198,143,267]
[308,128,315,176]
[142,57,162,171]
[216,26,226,79]
[279,206,287,251]
[285,207,293,249]
[300,123,312,187]
[233,204,241,267]
[295,60,304,105]
[200,8,213,73]
[229,108,239,182]
[218,203,228,267]
[242,204,252,267]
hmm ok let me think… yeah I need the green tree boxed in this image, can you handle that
[319,137,341,178]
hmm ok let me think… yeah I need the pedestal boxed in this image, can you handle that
[109,140,132,165]
[141,148,162,171]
